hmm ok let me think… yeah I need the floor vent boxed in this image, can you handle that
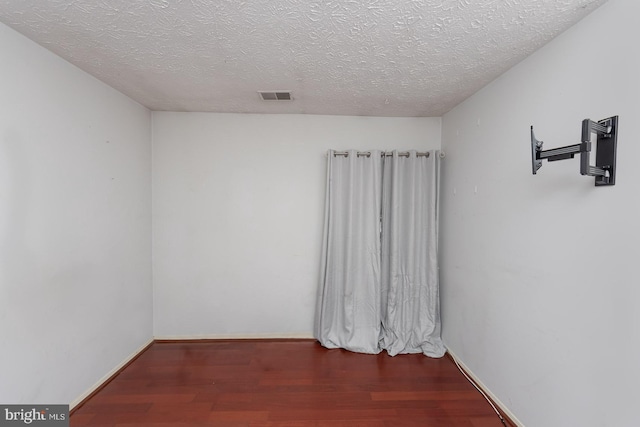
[259,91,292,101]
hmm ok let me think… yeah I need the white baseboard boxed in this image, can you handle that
[70,338,154,410]
[153,333,315,340]
[446,348,525,427]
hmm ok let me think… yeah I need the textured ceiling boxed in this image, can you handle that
[0,0,607,117]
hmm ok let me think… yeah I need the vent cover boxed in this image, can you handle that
[259,91,292,101]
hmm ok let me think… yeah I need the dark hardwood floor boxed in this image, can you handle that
[70,340,507,426]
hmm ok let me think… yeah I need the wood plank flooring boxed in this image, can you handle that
[70,340,506,427]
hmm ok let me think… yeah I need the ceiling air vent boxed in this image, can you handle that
[259,91,292,101]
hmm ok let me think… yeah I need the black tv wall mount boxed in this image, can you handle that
[531,116,618,186]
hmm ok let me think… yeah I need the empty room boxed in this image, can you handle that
[0,0,638,426]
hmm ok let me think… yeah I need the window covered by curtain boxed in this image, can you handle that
[315,149,445,357]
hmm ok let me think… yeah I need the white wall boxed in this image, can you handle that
[440,0,639,425]
[152,113,440,337]
[0,23,152,405]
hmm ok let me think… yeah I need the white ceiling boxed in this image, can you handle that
[0,0,607,117]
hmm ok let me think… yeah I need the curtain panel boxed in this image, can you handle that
[315,149,445,357]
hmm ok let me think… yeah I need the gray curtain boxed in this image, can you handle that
[315,150,383,354]
[315,149,445,357]
[379,151,444,357]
